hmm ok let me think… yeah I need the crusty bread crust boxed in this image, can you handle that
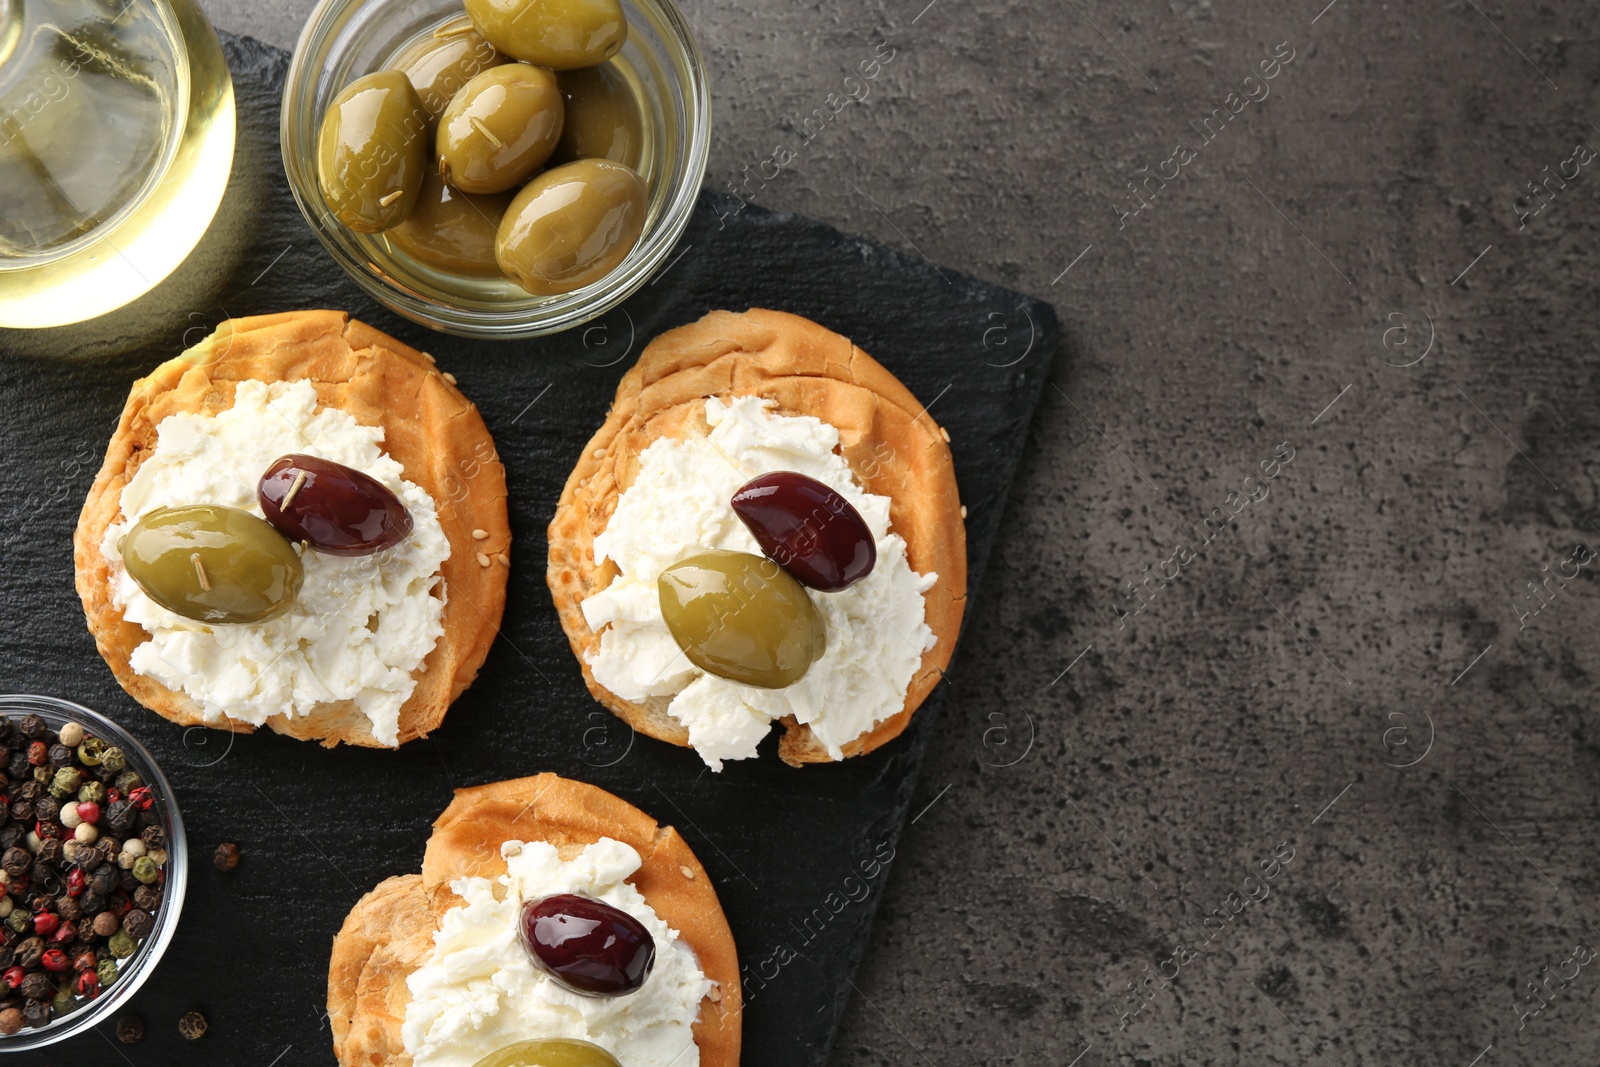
[546,308,967,765]
[73,310,510,748]
[329,773,741,1067]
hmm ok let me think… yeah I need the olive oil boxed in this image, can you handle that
[0,0,235,328]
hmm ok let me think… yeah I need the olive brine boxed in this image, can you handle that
[316,0,648,297]
[0,715,169,1035]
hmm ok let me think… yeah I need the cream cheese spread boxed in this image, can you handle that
[402,838,711,1067]
[101,379,449,747]
[580,395,937,770]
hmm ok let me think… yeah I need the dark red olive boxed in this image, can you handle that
[731,471,876,592]
[518,893,655,997]
[257,454,413,556]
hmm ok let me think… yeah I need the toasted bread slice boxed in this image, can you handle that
[74,310,510,747]
[546,308,966,765]
[329,773,741,1067]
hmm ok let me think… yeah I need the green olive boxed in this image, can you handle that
[119,505,303,625]
[389,169,514,276]
[551,63,643,169]
[658,550,826,689]
[438,63,565,194]
[494,158,646,295]
[316,70,431,233]
[391,19,509,119]
[470,1039,621,1067]
[464,0,627,71]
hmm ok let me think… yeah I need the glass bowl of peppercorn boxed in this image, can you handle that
[0,695,186,1049]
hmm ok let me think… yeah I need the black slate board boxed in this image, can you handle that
[0,34,1056,1066]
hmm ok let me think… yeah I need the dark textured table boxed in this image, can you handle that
[49,0,1600,1063]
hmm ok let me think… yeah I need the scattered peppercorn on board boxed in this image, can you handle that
[0,34,1057,1067]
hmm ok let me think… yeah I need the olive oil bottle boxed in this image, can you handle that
[0,0,234,328]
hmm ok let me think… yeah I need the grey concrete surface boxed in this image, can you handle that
[200,0,1600,1063]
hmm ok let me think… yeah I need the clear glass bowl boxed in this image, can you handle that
[281,0,710,338]
[0,695,187,1051]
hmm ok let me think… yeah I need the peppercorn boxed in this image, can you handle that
[214,842,240,872]
[75,738,106,767]
[24,743,45,768]
[79,891,104,917]
[75,802,100,826]
[112,771,142,795]
[4,912,27,936]
[117,867,138,893]
[46,744,71,768]
[131,886,160,912]
[36,839,62,866]
[115,1013,142,1043]
[33,797,58,825]
[178,1010,207,1040]
[75,917,95,944]
[89,866,117,897]
[92,911,118,938]
[60,841,85,868]
[21,998,47,1026]
[96,957,117,988]
[71,947,95,971]
[0,1006,21,1034]
[13,938,41,968]
[99,747,127,775]
[35,821,63,844]
[121,910,152,940]
[51,984,72,1013]
[106,930,135,959]
[0,828,18,853]
[55,723,83,749]
[138,825,165,851]
[130,857,157,885]
[55,896,80,924]
[30,767,50,787]
[104,800,136,835]
[17,972,51,1001]
[31,913,57,937]
[5,758,25,784]
[71,971,97,997]
[76,781,106,807]
[39,948,68,972]
[0,850,27,881]
[16,718,43,741]
[49,767,83,797]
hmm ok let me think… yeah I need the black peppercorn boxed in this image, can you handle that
[131,886,160,912]
[5,757,25,783]
[116,867,137,893]
[115,1014,143,1043]
[33,797,58,825]
[29,862,54,888]
[121,910,153,940]
[17,717,44,741]
[89,866,117,896]
[0,827,19,852]
[2,848,30,878]
[178,1010,207,1040]
[8,801,31,825]
[139,826,165,850]
[46,745,70,768]
[37,839,62,866]
[21,998,48,1027]
[13,937,42,968]
[15,782,39,803]
[213,842,240,872]
[104,800,136,835]
[78,891,104,917]
[76,917,96,944]
[136,808,157,829]
[0,946,13,970]
[55,896,81,923]
[18,973,52,1001]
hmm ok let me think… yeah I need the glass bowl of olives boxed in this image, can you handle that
[0,695,186,1051]
[282,0,709,338]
